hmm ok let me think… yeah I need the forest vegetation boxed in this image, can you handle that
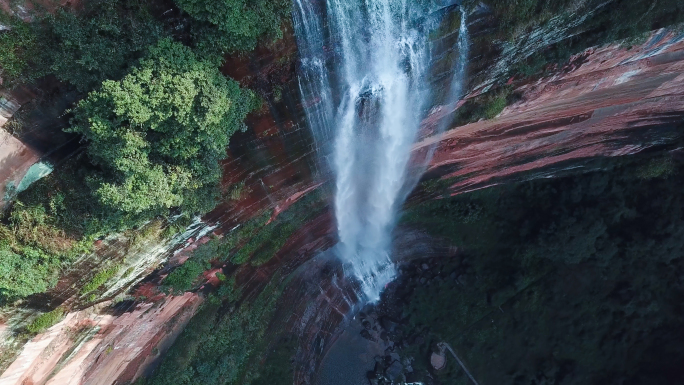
[398,151,684,384]
[0,0,290,304]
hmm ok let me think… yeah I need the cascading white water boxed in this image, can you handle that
[294,0,469,302]
[451,8,470,107]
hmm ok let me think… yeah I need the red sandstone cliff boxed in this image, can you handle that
[415,29,684,196]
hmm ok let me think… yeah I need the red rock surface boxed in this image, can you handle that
[0,88,39,208]
[0,128,38,208]
[0,294,202,385]
[415,30,684,195]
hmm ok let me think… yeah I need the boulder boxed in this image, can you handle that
[385,360,404,381]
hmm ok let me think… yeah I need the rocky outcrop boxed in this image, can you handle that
[415,29,684,195]
[0,89,40,208]
[0,127,38,208]
[0,293,202,385]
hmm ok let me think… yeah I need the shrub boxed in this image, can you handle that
[26,307,65,334]
[67,38,257,221]
[9,203,73,254]
[162,237,221,294]
[0,197,88,302]
[163,260,205,294]
[636,157,675,180]
[0,243,58,301]
[449,86,513,126]
[80,264,122,296]
[483,95,507,119]
[217,277,241,302]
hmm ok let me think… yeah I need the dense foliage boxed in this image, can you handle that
[248,336,296,385]
[43,0,165,92]
[172,0,291,53]
[0,0,275,302]
[0,203,79,301]
[68,38,256,221]
[399,153,684,383]
[0,243,57,300]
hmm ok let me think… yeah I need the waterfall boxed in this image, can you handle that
[294,0,469,302]
[451,8,469,106]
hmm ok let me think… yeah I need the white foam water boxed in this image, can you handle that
[294,0,469,302]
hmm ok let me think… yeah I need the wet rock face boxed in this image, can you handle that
[0,126,38,208]
[0,87,39,208]
[413,30,684,197]
[212,20,319,228]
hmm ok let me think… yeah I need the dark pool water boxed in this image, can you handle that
[316,319,378,385]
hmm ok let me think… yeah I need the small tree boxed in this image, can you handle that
[163,260,205,294]
[68,39,256,223]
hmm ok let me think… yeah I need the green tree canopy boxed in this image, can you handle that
[44,0,165,92]
[68,38,256,221]
[172,0,291,53]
